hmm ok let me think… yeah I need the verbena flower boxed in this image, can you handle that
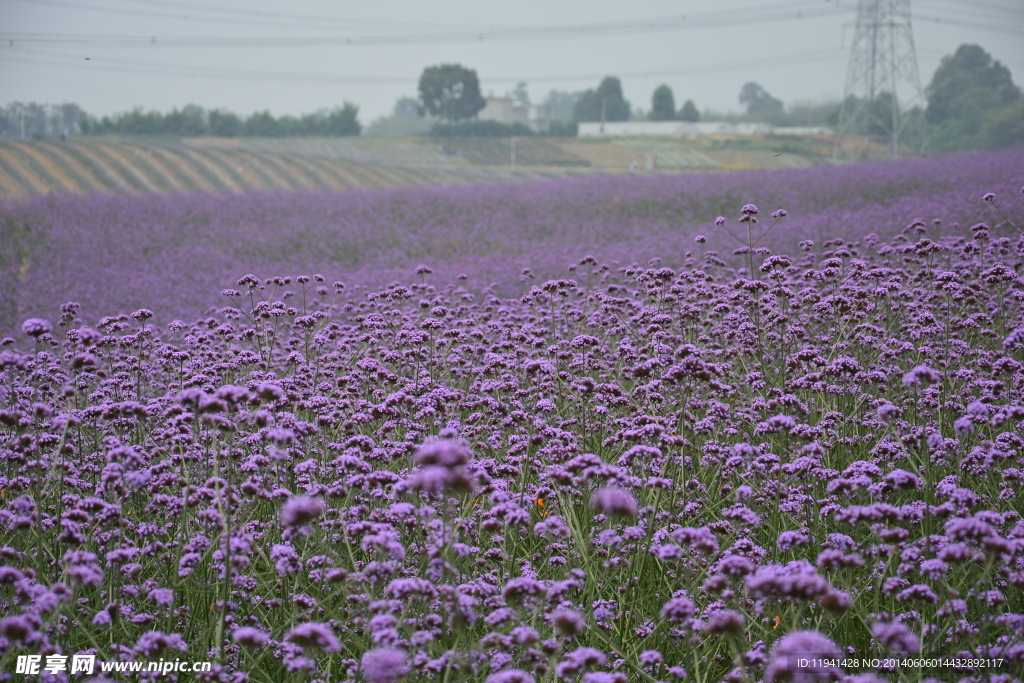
[21,318,52,337]
[284,622,341,652]
[280,495,325,527]
[590,487,638,517]
[551,608,586,636]
[764,630,842,682]
[233,626,271,647]
[361,647,410,683]
[871,620,921,654]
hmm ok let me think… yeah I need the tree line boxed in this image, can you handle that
[411,46,1022,151]
[2,43,1020,151]
[0,102,361,138]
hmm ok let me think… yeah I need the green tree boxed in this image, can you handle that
[984,99,1024,148]
[366,97,431,137]
[208,109,242,137]
[925,44,1020,150]
[573,76,630,122]
[650,84,676,121]
[678,99,700,122]
[417,64,486,124]
[323,103,361,136]
[244,110,279,137]
[163,105,206,136]
[739,82,784,121]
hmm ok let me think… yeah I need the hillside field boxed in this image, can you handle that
[0,135,824,198]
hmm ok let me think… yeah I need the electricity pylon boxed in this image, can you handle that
[833,0,927,159]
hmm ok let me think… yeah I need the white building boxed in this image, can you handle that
[478,97,530,127]
[576,121,833,137]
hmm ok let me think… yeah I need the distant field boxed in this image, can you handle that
[0,135,822,198]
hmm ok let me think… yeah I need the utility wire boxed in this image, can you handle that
[0,2,854,48]
[0,0,505,32]
[912,12,1023,35]
[0,46,846,86]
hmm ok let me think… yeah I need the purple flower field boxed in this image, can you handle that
[1,149,1023,682]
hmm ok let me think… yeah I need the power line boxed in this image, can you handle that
[0,49,411,83]
[917,0,1024,18]
[0,1,855,48]
[0,0,503,32]
[912,12,1023,35]
[0,45,846,87]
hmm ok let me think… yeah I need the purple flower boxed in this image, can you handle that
[883,469,922,490]
[582,674,627,683]
[361,647,410,683]
[386,577,435,599]
[0,566,26,583]
[919,558,948,579]
[280,495,325,527]
[704,610,745,635]
[1004,326,1024,349]
[660,595,696,623]
[982,192,996,201]
[876,402,900,421]
[284,622,340,652]
[135,630,188,657]
[413,438,471,467]
[21,318,52,337]
[551,608,586,636]
[777,530,810,551]
[902,364,940,387]
[555,647,608,679]
[0,614,42,645]
[502,577,545,602]
[486,672,535,683]
[872,620,920,654]
[715,216,726,226]
[147,588,174,607]
[746,561,833,600]
[233,626,271,647]
[590,487,638,517]
[953,416,974,436]
[764,630,842,682]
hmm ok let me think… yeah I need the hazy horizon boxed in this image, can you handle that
[1,0,1021,125]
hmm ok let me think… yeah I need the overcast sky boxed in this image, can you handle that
[1,0,1021,124]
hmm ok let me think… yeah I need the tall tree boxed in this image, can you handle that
[322,103,361,136]
[573,76,630,122]
[650,84,676,121]
[984,99,1024,148]
[678,99,700,122]
[209,109,242,137]
[244,110,279,137]
[739,82,784,120]
[926,44,1018,125]
[417,64,486,124]
[924,44,1020,150]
